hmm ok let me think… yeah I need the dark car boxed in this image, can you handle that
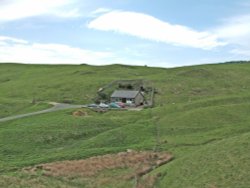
[87,104,98,108]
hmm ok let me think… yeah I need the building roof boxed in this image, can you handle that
[111,90,141,99]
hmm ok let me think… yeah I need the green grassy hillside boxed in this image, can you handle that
[0,62,250,187]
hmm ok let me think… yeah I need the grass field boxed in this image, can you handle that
[0,62,250,187]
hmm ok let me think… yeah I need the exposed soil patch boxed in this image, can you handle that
[189,87,210,95]
[24,151,173,187]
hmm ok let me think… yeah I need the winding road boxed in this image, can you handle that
[0,102,86,123]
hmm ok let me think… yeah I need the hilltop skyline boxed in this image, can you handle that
[0,0,250,67]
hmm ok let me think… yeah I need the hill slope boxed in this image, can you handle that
[0,62,250,187]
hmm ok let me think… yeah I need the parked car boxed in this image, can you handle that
[87,104,98,108]
[99,103,109,108]
[109,102,121,108]
[115,102,126,108]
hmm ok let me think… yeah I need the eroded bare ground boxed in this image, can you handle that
[23,151,173,188]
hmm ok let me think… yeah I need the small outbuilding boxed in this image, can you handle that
[110,90,144,106]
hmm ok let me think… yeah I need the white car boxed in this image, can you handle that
[99,103,109,108]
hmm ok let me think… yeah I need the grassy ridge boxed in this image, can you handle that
[1,62,250,115]
[155,132,250,188]
[0,109,154,171]
[0,62,250,187]
[0,97,51,118]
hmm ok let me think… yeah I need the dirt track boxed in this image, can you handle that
[0,103,86,123]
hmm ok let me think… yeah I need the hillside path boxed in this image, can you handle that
[0,102,86,123]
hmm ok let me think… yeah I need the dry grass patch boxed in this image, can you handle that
[72,109,89,117]
[24,150,173,187]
